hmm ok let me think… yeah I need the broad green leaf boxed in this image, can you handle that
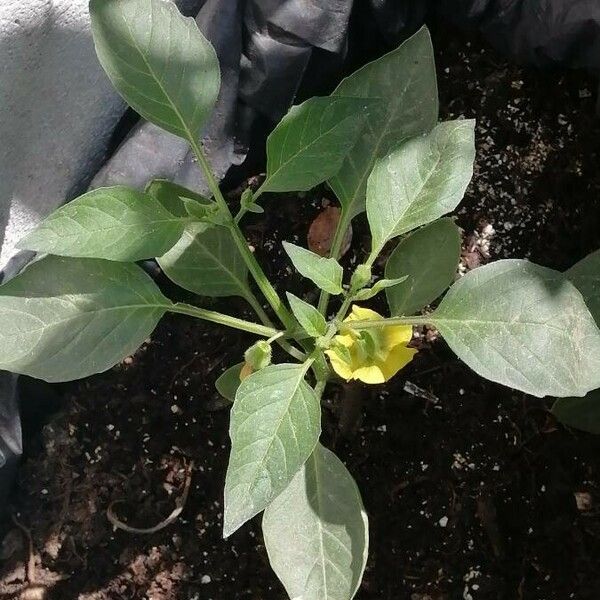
[261,97,374,194]
[157,223,250,298]
[385,218,461,315]
[367,120,475,253]
[566,249,600,322]
[146,179,211,217]
[554,247,600,436]
[430,260,600,398]
[90,0,220,139]
[18,186,186,262]
[263,443,369,600]
[0,256,169,382]
[353,276,408,302]
[283,242,344,295]
[223,363,321,537]
[287,293,327,337]
[552,391,600,434]
[328,26,439,219]
[215,362,244,403]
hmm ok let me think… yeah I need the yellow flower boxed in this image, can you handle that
[325,305,416,384]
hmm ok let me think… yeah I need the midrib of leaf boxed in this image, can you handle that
[269,113,355,185]
[31,307,146,371]
[340,109,393,217]
[184,230,248,295]
[122,8,197,145]
[47,217,182,237]
[373,147,442,250]
[0,302,168,338]
[312,451,330,599]
[453,318,574,393]
[432,316,564,334]
[234,364,311,502]
[336,64,418,217]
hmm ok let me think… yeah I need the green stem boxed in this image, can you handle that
[188,136,295,332]
[187,135,325,375]
[229,224,296,331]
[317,208,352,315]
[244,291,276,328]
[364,242,383,269]
[169,302,280,338]
[252,182,267,204]
[188,137,228,213]
[245,292,306,361]
[281,342,307,362]
[345,315,431,330]
[234,209,246,225]
[323,294,354,341]
[314,379,327,398]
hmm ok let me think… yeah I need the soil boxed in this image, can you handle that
[3,22,600,600]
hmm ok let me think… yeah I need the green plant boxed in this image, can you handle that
[2,1,600,597]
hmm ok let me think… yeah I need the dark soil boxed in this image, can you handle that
[3,24,600,600]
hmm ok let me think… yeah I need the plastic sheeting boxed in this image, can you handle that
[3,0,600,517]
[369,1,600,70]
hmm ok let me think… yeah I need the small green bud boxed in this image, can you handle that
[240,188,254,208]
[203,204,231,226]
[183,198,212,219]
[244,340,272,371]
[350,263,372,292]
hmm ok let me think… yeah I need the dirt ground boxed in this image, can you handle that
[2,23,600,600]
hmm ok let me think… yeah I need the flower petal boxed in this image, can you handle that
[383,323,414,349]
[352,364,386,384]
[335,333,355,348]
[378,345,417,381]
[345,305,382,323]
[325,349,353,381]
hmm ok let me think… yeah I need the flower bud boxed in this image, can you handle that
[350,263,372,292]
[244,340,272,371]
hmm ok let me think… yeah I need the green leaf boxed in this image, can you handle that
[18,186,186,262]
[385,218,461,315]
[261,97,374,194]
[367,120,475,253]
[328,26,439,219]
[552,391,600,434]
[90,0,220,140]
[287,293,327,337]
[0,256,169,382]
[262,443,369,600]
[215,362,244,403]
[157,223,250,298]
[283,242,344,295]
[224,363,321,537]
[566,249,600,323]
[353,276,408,302]
[430,260,600,398]
[146,179,211,217]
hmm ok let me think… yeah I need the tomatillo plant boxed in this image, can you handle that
[2,1,600,598]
